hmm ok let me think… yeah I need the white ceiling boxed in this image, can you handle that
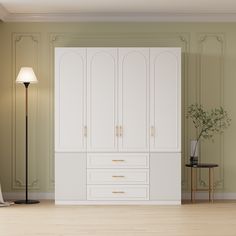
[1,0,236,22]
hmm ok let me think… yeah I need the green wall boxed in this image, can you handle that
[0,22,235,196]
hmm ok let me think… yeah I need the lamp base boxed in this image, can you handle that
[15,199,40,204]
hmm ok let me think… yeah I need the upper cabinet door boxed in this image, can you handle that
[87,48,118,152]
[150,48,181,152]
[119,48,149,152]
[55,48,86,152]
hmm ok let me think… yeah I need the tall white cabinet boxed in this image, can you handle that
[55,47,181,205]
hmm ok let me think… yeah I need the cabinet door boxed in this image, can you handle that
[55,48,86,152]
[150,153,181,202]
[87,48,118,152]
[118,48,149,152]
[150,48,181,152]
[55,153,86,201]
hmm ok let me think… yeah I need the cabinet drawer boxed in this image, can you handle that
[87,185,149,200]
[87,153,149,168]
[87,169,149,185]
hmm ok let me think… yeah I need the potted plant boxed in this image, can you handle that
[187,104,231,166]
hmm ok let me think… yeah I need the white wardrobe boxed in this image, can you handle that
[55,47,181,204]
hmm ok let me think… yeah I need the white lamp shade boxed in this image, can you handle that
[16,67,38,83]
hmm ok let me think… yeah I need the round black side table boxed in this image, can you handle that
[185,163,219,203]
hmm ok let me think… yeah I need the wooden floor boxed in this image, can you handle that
[1,201,236,236]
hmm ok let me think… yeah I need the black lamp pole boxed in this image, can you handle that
[15,82,39,204]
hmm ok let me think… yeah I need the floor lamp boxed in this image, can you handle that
[15,67,40,204]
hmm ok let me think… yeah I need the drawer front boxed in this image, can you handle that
[87,169,149,185]
[87,185,149,200]
[87,153,149,168]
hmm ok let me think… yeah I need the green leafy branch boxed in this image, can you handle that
[187,104,231,157]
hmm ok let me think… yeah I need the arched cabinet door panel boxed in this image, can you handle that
[118,48,149,152]
[150,48,181,152]
[87,48,118,152]
[55,48,86,152]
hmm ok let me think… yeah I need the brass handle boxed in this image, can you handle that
[119,126,123,137]
[112,175,125,178]
[116,126,119,137]
[112,191,125,194]
[151,126,155,137]
[84,126,87,137]
[112,160,125,162]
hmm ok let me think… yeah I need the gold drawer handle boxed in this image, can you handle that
[120,126,123,137]
[151,126,155,137]
[84,126,87,137]
[112,175,125,178]
[112,191,125,194]
[112,160,125,162]
[115,126,119,137]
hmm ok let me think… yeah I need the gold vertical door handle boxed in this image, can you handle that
[84,126,87,137]
[120,126,123,137]
[116,126,119,137]
[151,126,155,137]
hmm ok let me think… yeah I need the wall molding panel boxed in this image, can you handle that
[197,33,225,189]
[12,33,40,190]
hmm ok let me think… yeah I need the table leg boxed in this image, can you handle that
[209,168,214,202]
[211,168,214,203]
[209,168,211,202]
[191,167,193,202]
[191,167,196,203]
[194,168,197,202]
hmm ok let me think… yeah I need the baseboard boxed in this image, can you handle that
[3,192,236,201]
[3,192,55,200]
[182,192,236,200]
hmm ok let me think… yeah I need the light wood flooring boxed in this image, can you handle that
[1,200,236,236]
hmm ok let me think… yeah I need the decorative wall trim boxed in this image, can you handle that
[182,192,236,200]
[0,4,8,21]
[197,33,225,189]
[12,33,40,190]
[48,34,57,190]
[3,9,236,22]
[178,36,189,191]
[48,32,190,47]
